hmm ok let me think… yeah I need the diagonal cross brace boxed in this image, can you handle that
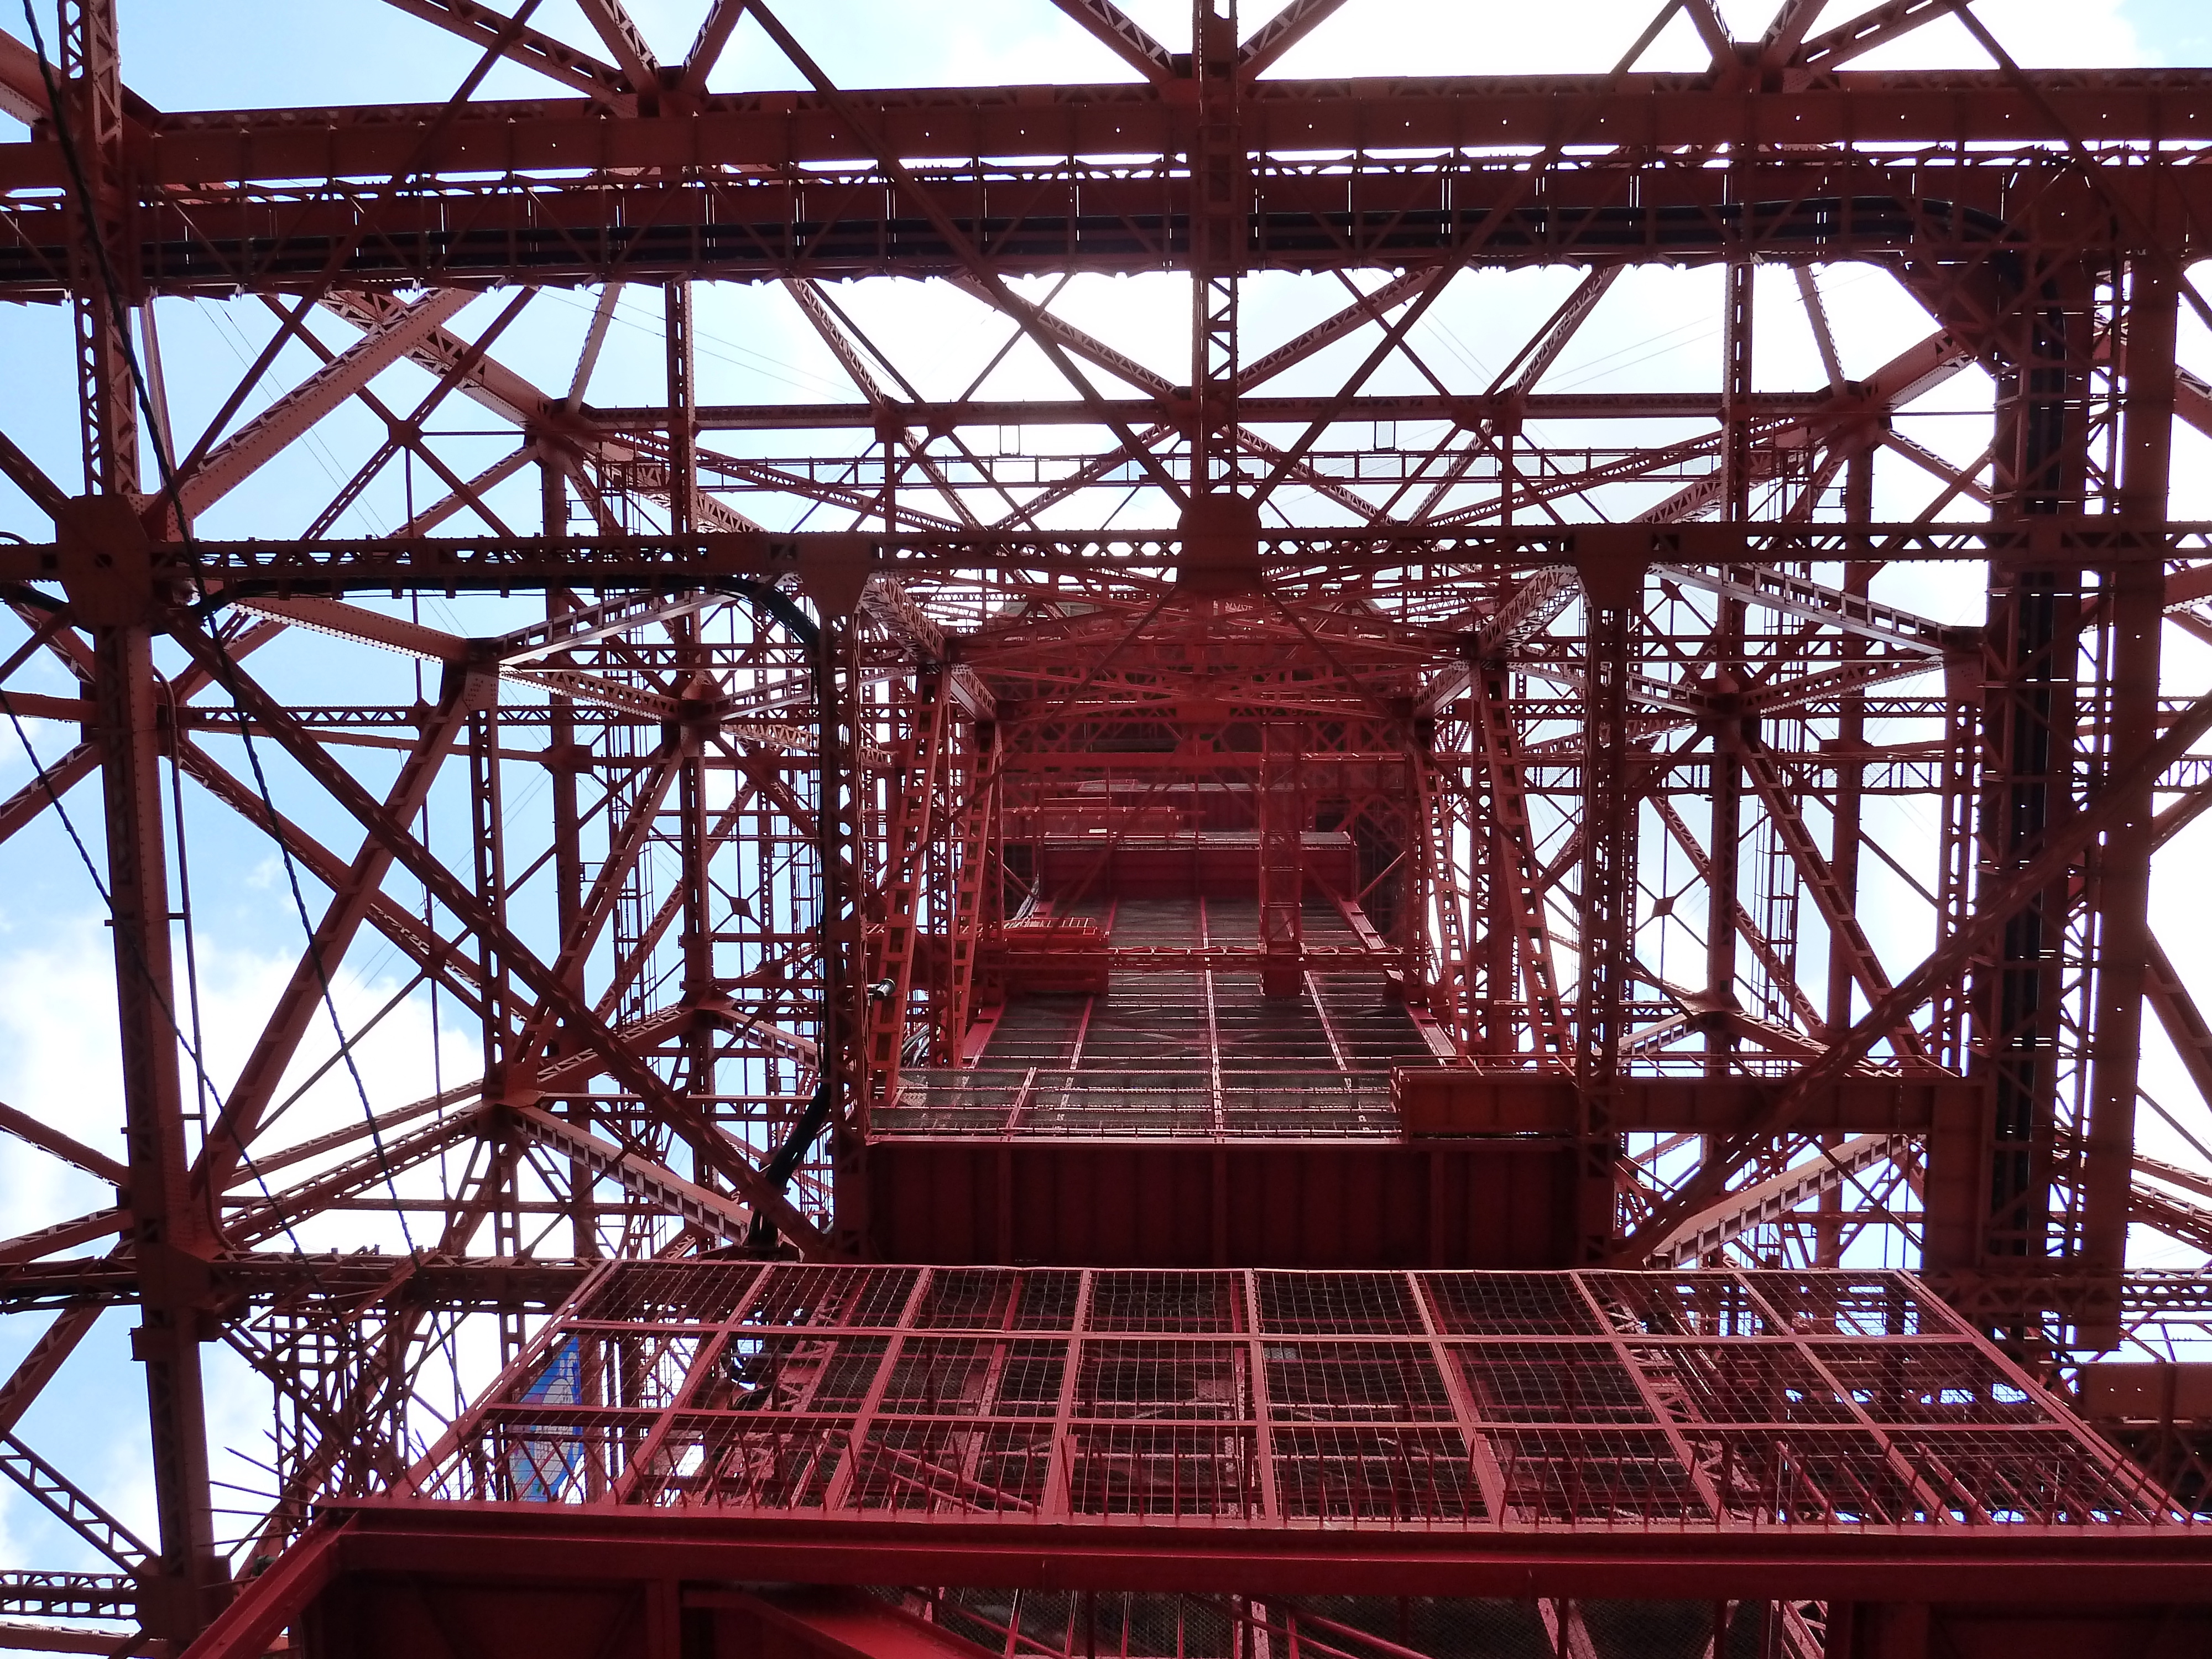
[1615,672,2212,1264]
[1238,0,1348,79]
[510,1104,755,1246]
[1046,0,1178,84]
[173,737,491,1024]
[176,289,475,517]
[166,625,832,1256]
[193,669,477,1200]
[1652,1132,1908,1266]
[1736,725,1927,1058]
[0,1434,150,1571]
[380,0,633,104]
[0,1303,105,1519]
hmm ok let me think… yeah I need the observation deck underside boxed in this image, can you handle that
[220,1264,2208,1659]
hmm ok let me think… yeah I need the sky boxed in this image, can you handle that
[4,0,2212,1599]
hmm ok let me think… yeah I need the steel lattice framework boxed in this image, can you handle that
[8,0,2212,1655]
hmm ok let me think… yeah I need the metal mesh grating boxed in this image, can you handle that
[1258,1271,1426,1334]
[411,1266,2179,1532]
[1425,1275,1605,1337]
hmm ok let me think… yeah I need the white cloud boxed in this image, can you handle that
[0,909,490,1567]
[1845,0,2145,69]
[1256,0,2148,78]
[0,931,127,1231]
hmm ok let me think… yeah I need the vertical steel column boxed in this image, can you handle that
[1575,551,1643,1261]
[58,6,217,1624]
[1473,662,1572,1060]
[1719,258,1756,520]
[1410,729,1470,1051]
[817,612,868,1254]
[1821,454,1876,1270]
[95,611,223,1642]
[469,700,529,1361]
[664,283,722,1151]
[937,716,998,1065]
[675,611,719,1133]
[1959,257,2095,1277]
[1399,720,1432,1021]
[1483,833,1520,1053]
[1707,261,1754,1074]
[1189,0,1241,496]
[1972,578,2074,1274]
[1930,652,1980,1073]
[1826,460,1875,1034]
[1705,661,1746,1073]
[62,0,137,502]
[2077,257,2177,1339]
[664,283,697,538]
[1699,260,1752,1079]
[865,674,950,1104]
[1258,721,1305,998]
[542,463,599,1260]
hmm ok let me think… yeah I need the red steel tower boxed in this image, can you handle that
[3,2,2212,1656]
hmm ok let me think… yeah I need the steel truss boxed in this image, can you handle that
[5,1,2212,1655]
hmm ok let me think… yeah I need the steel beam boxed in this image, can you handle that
[2079,257,2180,1341]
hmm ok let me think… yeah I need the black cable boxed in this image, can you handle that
[18,0,418,1258]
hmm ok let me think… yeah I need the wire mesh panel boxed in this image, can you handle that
[912,1268,1085,1331]
[1077,1342,1248,1420]
[847,1422,1055,1514]
[1265,1343,1453,1423]
[1494,1428,1710,1524]
[1065,1425,1261,1518]
[1884,1429,2171,1524]
[570,1260,770,1326]
[1630,1343,1858,1427]
[742,1265,922,1330]
[1695,1428,1920,1526]
[1258,1272,1426,1334]
[877,1339,1025,1415]
[1583,1274,1774,1337]
[409,1265,2182,1533]
[1451,1343,1655,1425]
[1814,1342,2049,1426]
[1423,1275,1606,1336]
[655,1414,847,1510]
[880,1071,1395,1136]
[722,1334,891,1415]
[1271,1428,1485,1522]
[1087,1272,1246,1334]
[1739,1271,1955,1337]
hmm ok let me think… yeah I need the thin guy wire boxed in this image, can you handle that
[0,685,324,1276]
[20,0,427,1256]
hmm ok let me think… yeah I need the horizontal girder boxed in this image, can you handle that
[6,519,2200,593]
[3,71,2212,298]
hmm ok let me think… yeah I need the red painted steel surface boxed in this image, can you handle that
[211,1265,2212,1659]
[4,1,2212,1653]
[395,1262,2169,1531]
[865,1140,1582,1267]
